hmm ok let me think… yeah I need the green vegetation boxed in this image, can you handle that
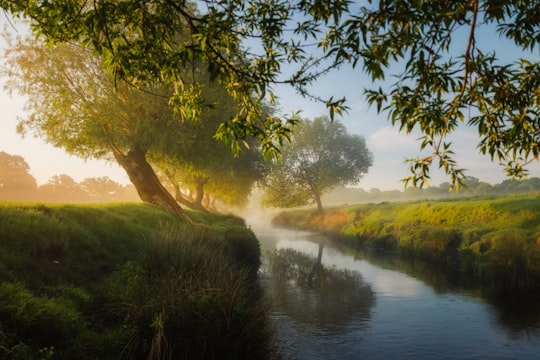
[4,36,267,220]
[4,1,539,186]
[0,202,275,359]
[272,195,540,293]
[262,116,372,215]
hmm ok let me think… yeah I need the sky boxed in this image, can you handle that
[1,17,539,191]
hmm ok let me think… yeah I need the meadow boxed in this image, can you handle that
[0,202,274,360]
[272,195,540,293]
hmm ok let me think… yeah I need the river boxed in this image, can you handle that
[247,218,540,360]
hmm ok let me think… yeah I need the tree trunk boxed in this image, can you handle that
[171,181,196,208]
[314,192,324,216]
[164,169,192,207]
[192,177,209,212]
[186,188,194,202]
[111,146,192,222]
[210,196,217,210]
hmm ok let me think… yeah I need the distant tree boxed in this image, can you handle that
[0,151,37,200]
[464,177,481,189]
[262,116,373,215]
[80,177,125,202]
[38,174,86,202]
[474,182,494,196]
[381,189,403,202]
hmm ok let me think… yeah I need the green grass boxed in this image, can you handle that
[272,195,540,292]
[0,201,275,360]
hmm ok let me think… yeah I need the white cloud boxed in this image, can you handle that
[369,126,418,153]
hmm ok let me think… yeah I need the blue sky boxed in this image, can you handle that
[1,16,539,191]
[272,65,540,190]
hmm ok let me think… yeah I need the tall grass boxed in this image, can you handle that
[102,226,273,360]
[0,201,275,359]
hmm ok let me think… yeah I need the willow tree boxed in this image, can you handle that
[2,1,539,188]
[154,114,266,212]
[3,37,232,221]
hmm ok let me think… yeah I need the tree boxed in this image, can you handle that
[80,177,125,202]
[1,0,309,156]
[4,36,248,221]
[0,151,37,200]
[262,116,373,214]
[38,174,86,202]
[151,91,267,212]
[2,1,539,187]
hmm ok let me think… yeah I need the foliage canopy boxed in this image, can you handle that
[3,35,262,216]
[1,0,539,187]
[262,116,373,214]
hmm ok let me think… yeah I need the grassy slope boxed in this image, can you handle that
[273,195,540,291]
[0,201,272,360]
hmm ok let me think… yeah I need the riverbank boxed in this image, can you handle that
[272,195,540,293]
[0,201,274,359]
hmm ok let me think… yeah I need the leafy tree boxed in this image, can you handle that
[262,116,373,214]
[151,91,267,212]
[2,1,539,188]
[3,37,195,219]
[38,174,86,202]
[3,35,249,220]
[1,0,309,156]
[0,151,37,200]
[325,0,540,188]
[80,177,125,202]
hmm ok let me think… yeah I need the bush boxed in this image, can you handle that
[0,282,84,351]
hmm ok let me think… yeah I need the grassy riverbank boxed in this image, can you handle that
[0,202,274,359]
[272,195,540,292]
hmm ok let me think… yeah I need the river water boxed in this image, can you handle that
[247,218,540,360]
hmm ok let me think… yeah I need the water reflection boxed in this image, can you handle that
[248,218,540,360]
[263,245,375,334]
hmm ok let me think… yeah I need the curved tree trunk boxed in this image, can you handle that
[167,173,195,208]
[111,146,192,223]
[192,177,209,212]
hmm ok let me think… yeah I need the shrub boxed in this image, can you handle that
[0,282,84,351]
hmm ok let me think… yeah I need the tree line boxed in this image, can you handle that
[0,151,139,203]
[323,177,540,206]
